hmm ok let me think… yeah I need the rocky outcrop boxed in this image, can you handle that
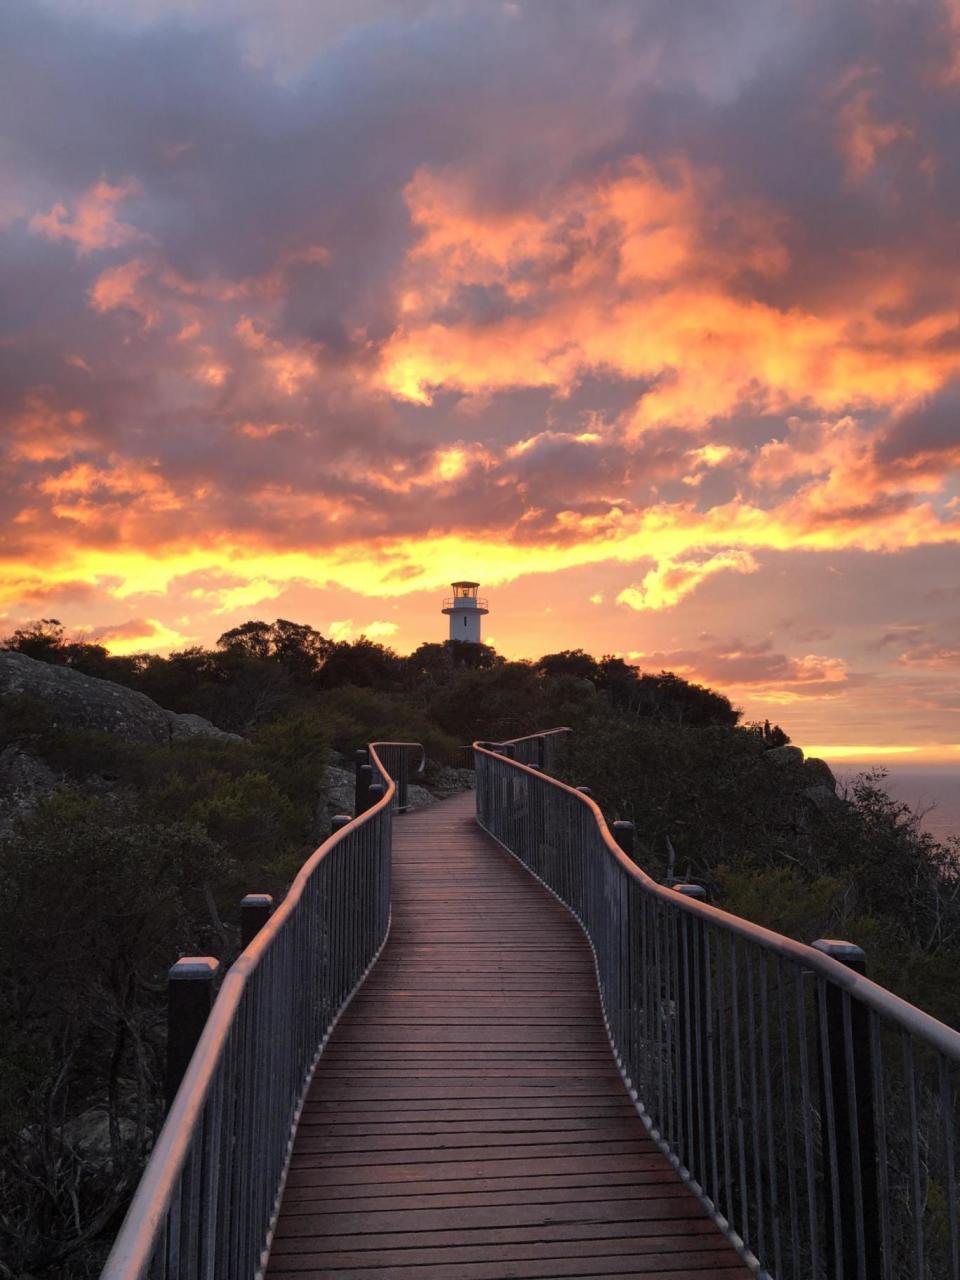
[166,711,244,744]
[802,756,837,790]
[0,650,242,745]
[0,650,245,833]
[762,744,805,768]
[760,740,843,816]
[0,745,59,836]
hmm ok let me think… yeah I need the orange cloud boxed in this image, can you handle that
[617,549,759,611]
[830,68,915,182]
[7,396,98,463]
[78,616,193,655]
[30,178,145,256]
[89,257,156,324]
[378,157,953,434]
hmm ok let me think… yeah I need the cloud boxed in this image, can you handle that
[2,0,960,748]
[30,178,145,255]
[78,616,192,654]
[617,550,759,611]
[328,619,399,641]
[631,635,851,701]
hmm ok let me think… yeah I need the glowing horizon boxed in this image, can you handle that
[2,0,959,754]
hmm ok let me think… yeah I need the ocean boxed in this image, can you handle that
[826,762,960,846]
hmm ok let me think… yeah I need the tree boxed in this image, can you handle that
[405,640,502,682]
[216,619,332,682]
[595,655,641,710]
[2,618,69,662]
[0,789,222,1275]
[317,637,401,690]
[535,649,600,682]
[634,670,740,728]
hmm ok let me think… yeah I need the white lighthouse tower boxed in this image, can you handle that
[442,581,488,643]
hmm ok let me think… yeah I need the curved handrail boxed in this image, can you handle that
[474,738,960,1280]
[369,741,425,812]
[474,742,960,1056]
[482,727,571,773]
[102,743,405,1279]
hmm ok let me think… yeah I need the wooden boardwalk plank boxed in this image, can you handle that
[267,792,749,1279]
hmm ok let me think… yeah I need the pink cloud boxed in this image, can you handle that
[29,178,145,256]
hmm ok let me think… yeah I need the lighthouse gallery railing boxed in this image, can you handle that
[475,740,960,1280]
[100,743,419,1280]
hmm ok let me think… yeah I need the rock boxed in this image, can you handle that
[802,756,837,791]
[803,783,844,814]
[0,650,243,746]
[0,745,59,835]
[762,744,805,768]
[405,784,436,812]
[318,761,465,835]
[425,765,475,798]
[166,711,244,744]
[0,650,171,744]
[324,764,356,825]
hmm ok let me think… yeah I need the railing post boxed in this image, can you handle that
[396,748,409,814]
[331,814,352,833]
[611,820,637,863]
[536,734,546,771]
[673,884,708,1181]
[576,785,593,798]
[367,782,386,808]
[812,939,879,1280]
[166,957,219,1109]
[355,762,373,814]
[240,893,273,950]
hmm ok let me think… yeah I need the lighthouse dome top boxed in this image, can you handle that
[451,580,480,589]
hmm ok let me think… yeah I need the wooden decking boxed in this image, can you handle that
[267,791,750,1279]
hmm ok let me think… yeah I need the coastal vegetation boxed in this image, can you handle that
[1,618,957,1276]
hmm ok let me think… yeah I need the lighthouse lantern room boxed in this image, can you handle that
[441,581,489,643]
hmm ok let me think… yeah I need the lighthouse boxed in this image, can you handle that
[442,581,488,643]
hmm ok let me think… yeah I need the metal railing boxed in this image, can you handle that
[475,740,960,1280]
[441,596,488,610]
[101,742,419,1280]
[481,727,571,774]
[367,741,425,812]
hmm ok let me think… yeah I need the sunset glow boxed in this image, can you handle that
[2,0,959,752]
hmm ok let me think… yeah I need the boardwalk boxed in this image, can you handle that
[268,791,749,1279]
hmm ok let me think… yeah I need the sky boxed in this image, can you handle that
[1,0,959,758]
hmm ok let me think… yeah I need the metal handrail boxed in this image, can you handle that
[482,727,571,773]
[101,743,415,1280]
[370,741,425,813]
[475,739,960,1280]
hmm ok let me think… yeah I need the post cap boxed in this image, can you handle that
[673,883,708,901]
[240,893,273,908]
[169,956,220,981]
[811,938,866,971]
[331,814,352,830]
[576,786,593,797]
